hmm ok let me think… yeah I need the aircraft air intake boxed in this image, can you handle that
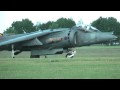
[68,29,78,47]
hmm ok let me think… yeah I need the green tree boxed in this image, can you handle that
[36,21,53,30]
[4,19,36,34]
[4,17,76,34]
[49,22,59,29]
[3,27,15,34]
[35,22,42,31]
[91,17,120,35]
[56,17,76,28]
[35,18,76,30]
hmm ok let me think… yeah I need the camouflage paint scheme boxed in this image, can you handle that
[0,25,117,58]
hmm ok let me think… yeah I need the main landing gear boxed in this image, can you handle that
[66,49,76,58]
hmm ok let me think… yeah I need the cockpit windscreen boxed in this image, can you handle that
[77,25,101,33]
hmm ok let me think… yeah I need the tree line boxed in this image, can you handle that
[3,17,120,37]
[4,17,76,34]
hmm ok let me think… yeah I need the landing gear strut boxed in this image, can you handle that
[11,44,15,58]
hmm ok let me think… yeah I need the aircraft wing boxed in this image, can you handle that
[0,30,62,47]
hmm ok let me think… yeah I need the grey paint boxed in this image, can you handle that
[0,25,117,58]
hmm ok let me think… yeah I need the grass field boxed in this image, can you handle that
[0,46,120,79]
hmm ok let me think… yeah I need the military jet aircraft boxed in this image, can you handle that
[0,25,117,58]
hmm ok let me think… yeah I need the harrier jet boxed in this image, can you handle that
[0,25,117,58]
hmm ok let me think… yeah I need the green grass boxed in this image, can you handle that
[0,46,120,79]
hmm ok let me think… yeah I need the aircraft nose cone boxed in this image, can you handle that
[106,34,117,40]
[113,35,117,40]
[111,31,117,40]
[108,33,117,40]
[96,32,117,42]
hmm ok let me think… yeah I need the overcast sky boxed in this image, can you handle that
[0,11,120,33]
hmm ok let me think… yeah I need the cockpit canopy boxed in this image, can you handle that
[0,33,3,36]
[77,24,101,33]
